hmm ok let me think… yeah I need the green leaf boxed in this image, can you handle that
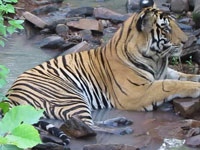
[0,24,6,36]
[0,105,44,135]
[0,78,7,88]
[5,4,15,13]
[6,26,16,34]
[0,137,8,144]
[0,144,22,150]
[6,124,42,149]
[3,0,18,3]
[0,102,9,114]
[0,40,5,47]
[0,65,9,77]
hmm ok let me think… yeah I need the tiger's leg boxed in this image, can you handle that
[137,80,200,111]
[167,68,200,82]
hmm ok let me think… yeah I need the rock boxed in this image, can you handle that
[37,35,65,49]
[60,42,76,50]
[193,28,200,37]
[94,7,129,23]
[40,28,53,34]
[170,0,189,13]
[60,41,90,55]
[66,7,94,17]
[55,24,69,36]
[83,144,139,150]
[35,0,64,5]
[178,18,191,24]
[193,0,200,28]
[197,38,200,45]
[60,115,96,138]
[79,30,93,40]
[67,19,103,32]
[23,11,47,29]
[173,98,200,118]
[186,135,200,147]
[96,0,105,1]
[183,34,197,48]
[126,0,140,13]
[32,142,70,150]
[46,17,67,31]
[32,4,59,15]
[178,23,193,30]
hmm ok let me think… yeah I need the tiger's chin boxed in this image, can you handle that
[170,48,182,57]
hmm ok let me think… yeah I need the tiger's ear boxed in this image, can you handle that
[136,12,154,33]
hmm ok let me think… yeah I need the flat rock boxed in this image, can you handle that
[23,11,47,29]
[170,0,189,13]
[35,0,64,5]
[32,4,59,15]
[66,7,94,17]
[183,34,197,48]
[32,142,70,150]
[67,18,103,32]
[37,35,65,49]
[186,135,200,147]
[178,23,193,31]
[94,7,129,23]
[83,144,139,150]
[173,98,200,118]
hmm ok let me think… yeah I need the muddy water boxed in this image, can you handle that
[0,34,197,150]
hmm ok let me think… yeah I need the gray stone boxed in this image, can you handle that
[170,0,189,13]
[193,0,200,28]
[186,135,200,147]
[37,35,65,49]
[94,7,129,23]
[197,38,200,45]
[32,4,59,15]
[126,0,140,13]
[96,0,105,2]
[40,28,52,34]
[32,142,70,150]
[23,11,47,29]
[83,144,139,150]
[55,24,69,36]
[66,7,94,17]
[173,98,200,118]
[178,18,191,24]
[35,0,64,5]
[178,23,193,30]
[183,34,197,48]
[45,17,67,30]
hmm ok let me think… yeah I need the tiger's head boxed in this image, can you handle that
[121,7,188,59]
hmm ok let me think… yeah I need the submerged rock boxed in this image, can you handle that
[32,4,59,15]
[83,144,140,150]
[186,135,200,147]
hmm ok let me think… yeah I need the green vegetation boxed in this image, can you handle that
[170,56,180,66]
[192,12,200,28]
[0,1,44,150]
[185,56,193,67]
[0,0,24,47]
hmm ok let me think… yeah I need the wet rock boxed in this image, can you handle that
[37,35,65,49]
[173,98,200,118]
[126,0,140,13]
[60,42,76,50]
[170,0,189,13]
[46,17,67,31]
[83,144,139,150]
[55,24,69,36]
[32,4,59,15]
[178,23,193,31]
[178,18,191,24]
[66,7,94,17]
[183,34,197,48]
[79,30,93,41]
[60,41,90,55]
[23,11,47,29]
[94,7,129,23]
[186,135,200,147]
[35,0,64,5]
[67,19,103,32]
[40,28,53,34]
[197,38,200,45]
[60,115,96,138]
[193,28,200,37]
[32,142,70,150]
[100,20,111,28]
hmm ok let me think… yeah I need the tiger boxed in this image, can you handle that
[6,6,200,145]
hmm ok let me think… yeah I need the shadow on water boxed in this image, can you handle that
[0,33,197,150]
